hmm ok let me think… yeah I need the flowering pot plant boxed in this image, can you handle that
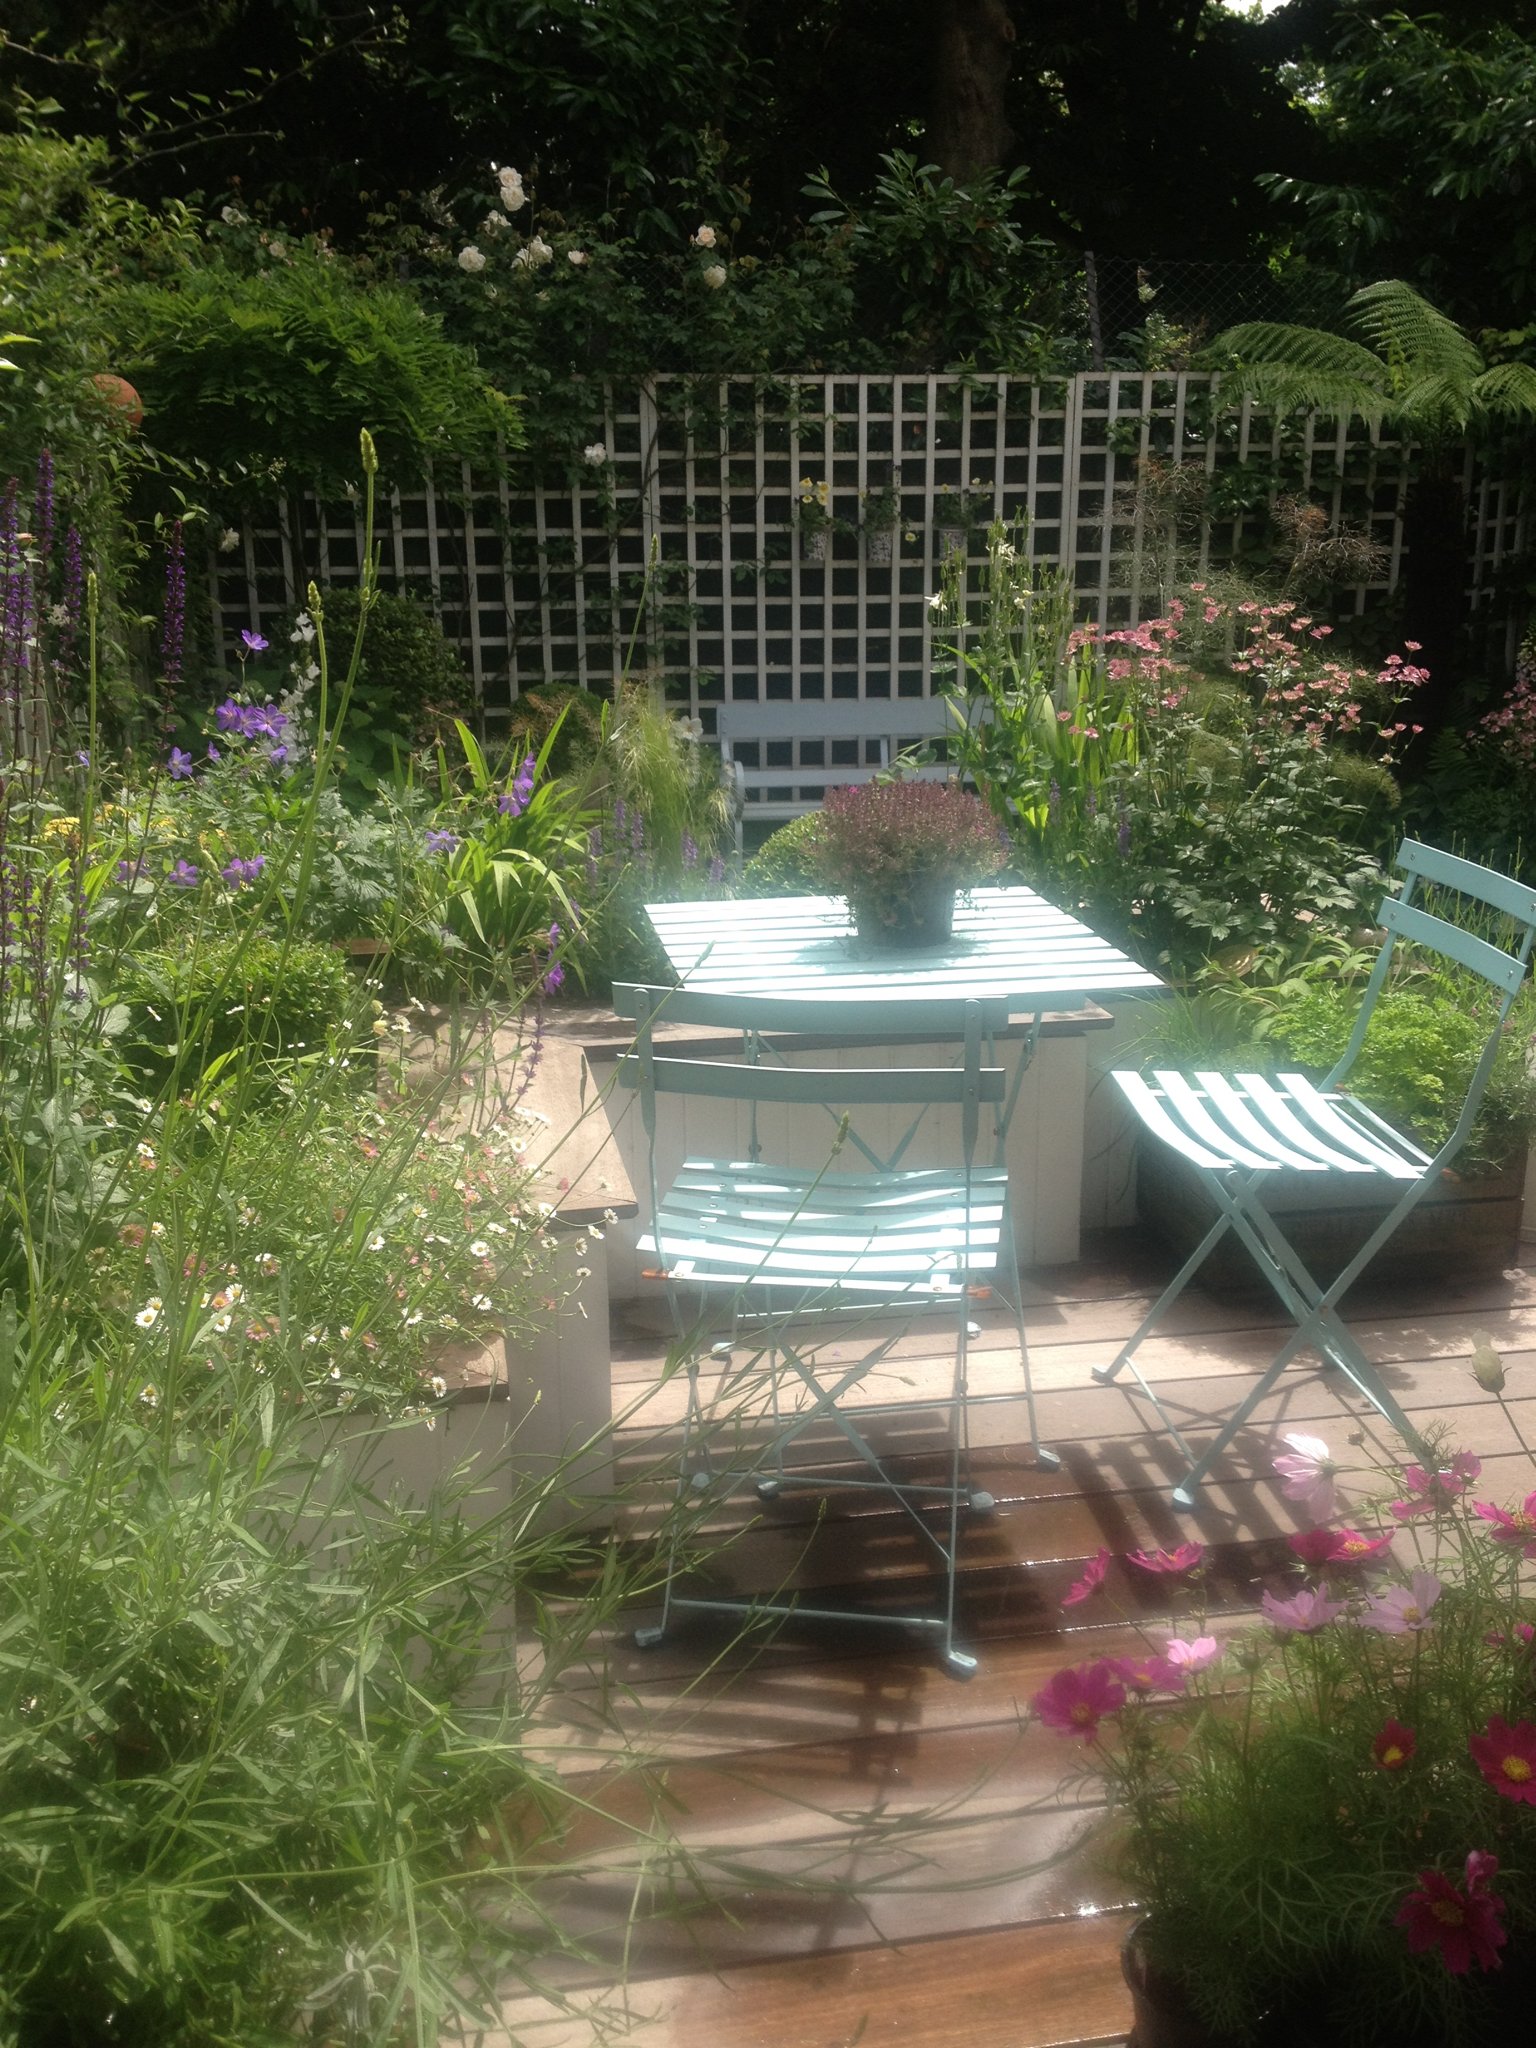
[811,779,1007,948]
[1033,1392,1536,2046]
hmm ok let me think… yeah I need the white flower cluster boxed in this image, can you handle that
[512,236,554,271]
[497,164,526,214]
[583,441,607,466]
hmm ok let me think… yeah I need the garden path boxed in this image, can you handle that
[463,1232,1536,2048]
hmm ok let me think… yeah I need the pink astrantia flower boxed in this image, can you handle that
[1473,1491,1536,1561]
[1468,1717,1536,1805]
[1373,1718,1416,1771]
[1390,1453,1482,1521]
[1363,1570,1443,1636]
[1126,1543,1206,1576]
[1031,1660,1126,1740]
[1272,1433,1340,1521]
[1288,1526,1394,1566]
[1396,1854,1506,1974]
[1061,1547,1112,1609]
[1111,1653,1186,1696]
[1261,1583,1345,1634]
[1165,1635,1222,1673]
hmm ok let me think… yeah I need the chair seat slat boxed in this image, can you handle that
[1191,1071,1330,1172]
[1112,1071,1237,1170]
[1154,1071,1282,1172]
[1276,1073,1427,1178]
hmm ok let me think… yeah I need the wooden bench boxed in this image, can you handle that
[716,696,957,851]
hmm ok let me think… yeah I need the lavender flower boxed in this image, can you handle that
[542,962,565,993]
[33,448,54,571]
[682,832,698,870]
[708,855,725,886]
[161,520,186,688]
[58,526,83,674]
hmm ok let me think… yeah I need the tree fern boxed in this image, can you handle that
[1206,280,1535,451]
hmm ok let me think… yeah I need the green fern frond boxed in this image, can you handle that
[1214,361,1389,422]
[1470,361,1536,421]
[1345,279,1482,382]
[1396,369,1476,435]
[1206,322,1388,385]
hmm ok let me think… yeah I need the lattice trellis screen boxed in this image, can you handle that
[211,371,1527,728]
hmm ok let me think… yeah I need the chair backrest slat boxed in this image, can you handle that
[612,983,1014,1042]
[1398,838,1536,928]
[1378,896,1529,997]
[616,1053,1006,1108]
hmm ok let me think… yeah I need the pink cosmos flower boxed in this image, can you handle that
[1126,1543,1206,1576]
[1396,1854,1506,1974]
[1372,1719,1416,1771]
[1472,1491,1536,1561]
[1362,1570,1443,1635]
[1468,1717,1536,1805]
[1061,1547,1112,1610]
[1031,1660,1126,1740]
[1288,1526,1393,1566]
[1165,1635,1222,1673]
[1272,1433,1339,1522]
[1261,1583,1345,1634]
[1111,1653,1186,1696]
[1390,1453,1481,1521]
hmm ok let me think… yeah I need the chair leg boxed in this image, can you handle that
[1001,1209,1059,1470]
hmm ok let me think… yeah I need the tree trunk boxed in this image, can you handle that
[1398,465,1469,764]
[929,0,1016,182]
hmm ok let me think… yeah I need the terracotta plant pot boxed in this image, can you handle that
[851,882,956,950]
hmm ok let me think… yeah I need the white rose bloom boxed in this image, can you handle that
[457,245,487,273]
[498,169,527,214]
[481,211,507,235]
[583,442,608,466]
[527,235,554,267]
[221,204,247,226]
[702,264,727,290]
[218,527,241,553]
[692,225,717,249]
[567,248,588,266]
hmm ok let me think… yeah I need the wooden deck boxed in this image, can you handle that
[470,1232,1536,2048]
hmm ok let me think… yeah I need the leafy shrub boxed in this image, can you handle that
[740,810,831,895]
[118,255,511,494]
[505,683,606,778]
[286,588,472,788]
[117,933,355,1082]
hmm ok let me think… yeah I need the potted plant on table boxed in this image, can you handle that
[810,778,1007,949]
[1034,1395,1536,2046]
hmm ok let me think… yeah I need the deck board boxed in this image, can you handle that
[467,1234,1536,2048]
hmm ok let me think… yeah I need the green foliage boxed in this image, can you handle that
[285,588,472,794]
[1208,280,1536,449]
[116,931,355,1082]
[1265,8,1536,333]
[506,683,607,779]
[809,780,1005,940]
[740,810,831,896]
[117,254,513,496]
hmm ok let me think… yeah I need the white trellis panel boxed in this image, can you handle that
[211,371,1524,730]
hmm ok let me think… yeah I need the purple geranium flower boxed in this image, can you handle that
[168,860,200,888]
[240,628,269,655]
[221,855,266,887]
[425,828,460,856]
[168,747,194,780]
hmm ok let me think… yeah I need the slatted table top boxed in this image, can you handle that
[645,887,1165,1010]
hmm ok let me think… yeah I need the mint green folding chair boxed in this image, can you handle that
[614,984,1046,1676]
[1096,840,1536,1508]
